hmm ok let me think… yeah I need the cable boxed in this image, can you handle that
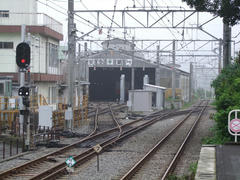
[79,0,134,40]
[107,0,119,40]
[150,0,196,64]
[40,0,132,43]
[37,0,94,28]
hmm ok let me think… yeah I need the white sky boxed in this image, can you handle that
[37,0,240,72]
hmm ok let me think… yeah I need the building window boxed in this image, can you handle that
[0,83,4,95]
[0,10,9,17]
[0,42,13,49]
[48,43,59,68]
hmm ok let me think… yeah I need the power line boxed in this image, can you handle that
[37,0,94,28]
[79,0,133,40]
[107,0,119,39]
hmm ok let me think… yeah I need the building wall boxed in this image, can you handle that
[0,0,37,25]
[36,82,57,104]
[180,74,189,102]
[0,33,20,72]
[102,39,132,51]
[0,32,59,75]
[0,0,37,13]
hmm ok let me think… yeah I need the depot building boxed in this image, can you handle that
[82,38,189,102]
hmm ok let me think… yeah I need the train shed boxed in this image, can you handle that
[83,38,190,102]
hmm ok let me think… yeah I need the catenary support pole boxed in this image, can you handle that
[172,40,176,100]
[78,44,81,107]
[66,0,75,131]
[68,0,75,107]
[120,74,125,103]
[223,23,231,68]
[19,25,26,136]
[155,45,161,86]
[218,39,222,74]
[84,43,89,96]
[131,37,135,90]
[189,62,193,102]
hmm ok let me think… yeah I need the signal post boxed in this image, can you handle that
[16,42,31,150]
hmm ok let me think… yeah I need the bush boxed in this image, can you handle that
[211,63,240,142]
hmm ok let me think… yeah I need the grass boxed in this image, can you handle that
[181,102,192,109]
[201,126,231,144]
[166,162,198,180]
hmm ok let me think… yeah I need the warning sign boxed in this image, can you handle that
[230,119,240,133]
[228,110,240,142]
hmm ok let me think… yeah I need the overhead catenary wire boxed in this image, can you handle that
[78,0,134,40]
[38,0,220,68]
[148,0,196,60]
[37,0,94,28]
[39,0,137,49]
[135,0,194,63]
[37,0,111,49]
[107,0,119,47]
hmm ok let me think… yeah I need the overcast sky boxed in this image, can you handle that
[37,0,240,72]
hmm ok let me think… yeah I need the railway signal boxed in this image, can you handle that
[16,41,31,150]
[18,86,30,96]
[16,42,31,69]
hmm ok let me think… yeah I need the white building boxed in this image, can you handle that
[0,0,63,104]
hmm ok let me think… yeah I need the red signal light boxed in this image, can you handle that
[16,42,31,68]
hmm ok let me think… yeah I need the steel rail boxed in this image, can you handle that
[161,100,209,180]
[30,111,175,179]
[89,106,99,136]
[109,104,122,138]
[120,101,207,180]
[88,103,126,117]
[0,104,126,179]
[0,108,194,179]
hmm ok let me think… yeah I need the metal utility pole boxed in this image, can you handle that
[66,0,75,131]
[218,39,222,74]
[68,0,75,107]
[223,23,232,68]
[172,40,176,100]
[84,42,89,96]
[131,37,135,90]
[120,74,125,103]
[189,62,193,102]
[19,25,26,136]
[19,25,31,150]
[78,44,82,106]
[155,45,161,86]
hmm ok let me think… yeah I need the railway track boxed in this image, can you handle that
[87,103,126,118]
[120,100,209,180]
[0,105,199,180]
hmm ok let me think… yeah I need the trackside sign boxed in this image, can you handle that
[228,110,240,142]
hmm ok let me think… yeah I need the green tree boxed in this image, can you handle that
[182,0,240,25]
